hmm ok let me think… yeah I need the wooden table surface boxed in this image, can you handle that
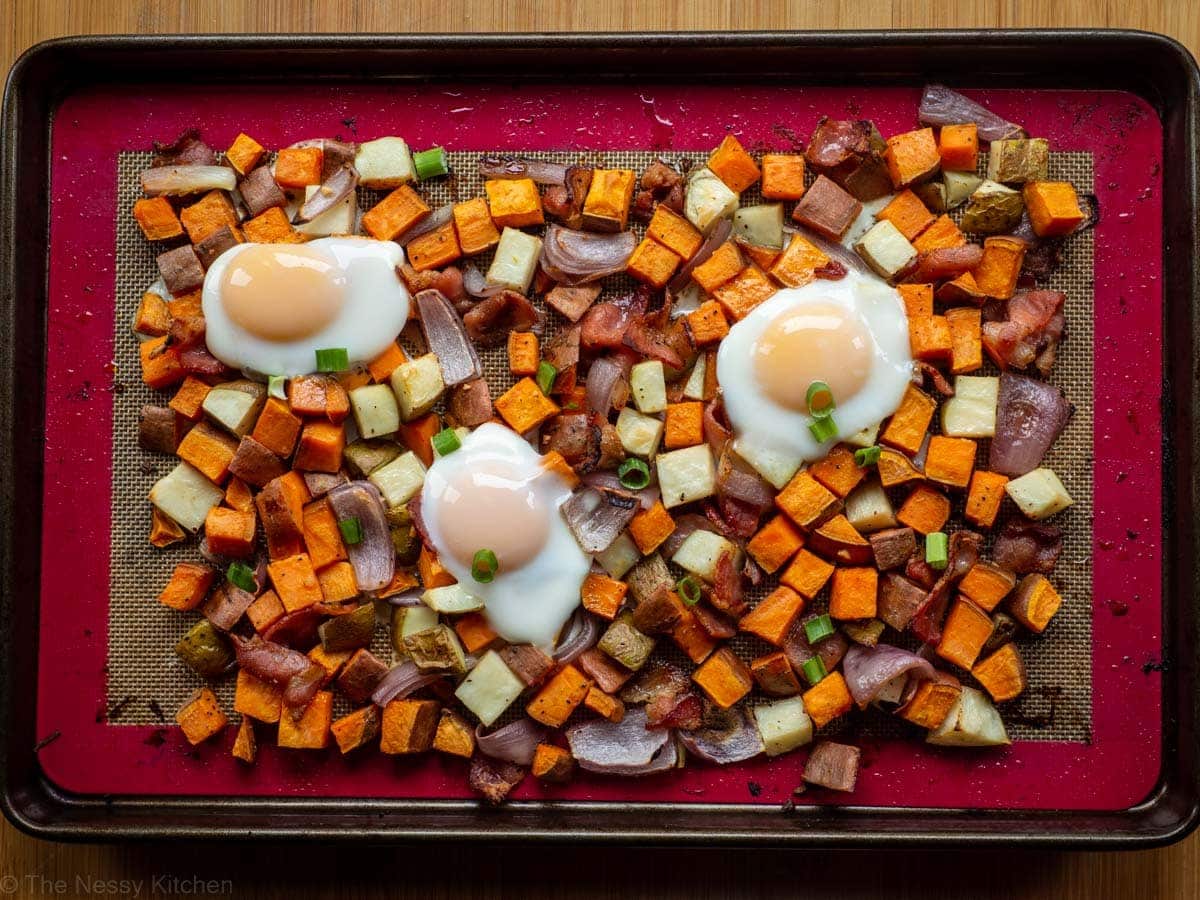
[3,1,1197,897]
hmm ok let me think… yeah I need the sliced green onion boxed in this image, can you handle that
[414,147,449,180]
[926,531,949,570]
[618,458,651,490]
[431,427,461,457]
[806,380,836,418]
[535,360,558,396]
[809,414,838,443]
[471,549,499,584]
[802,655,828,686]
[268,374,287,400]
[854,445,882,467]
[315,347,349,372]
[676,575,702,606]
[227,561,257,593]
[803,613,836,644]
[338,517,363,545]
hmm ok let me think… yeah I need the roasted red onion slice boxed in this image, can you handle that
[541,225,637,284]
[716,447,774,511]
[475,718,550,766]
[414,289,483,387]
[326,481,394,592]
[679,706,764,764]
[371,660,444,706]
[703,400,733,455]
[989,372,1073,476]
[478,155,570,185]
[462,264,506,299]
[396,203,454,247]
[566,708,674,775]
[919,84,1025,142]
[842,643,937,708]
[385,589,425,608]
[553,609,602,663]
[668,218,732,293]
[581,471,659,510]
[295,164,359,223]
[231,634,325,710]
[584,355,631,416]
[562,486,640,554]
[141,165,236,196]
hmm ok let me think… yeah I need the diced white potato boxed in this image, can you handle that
[670,281,704,319]
[404,624,468,674]
[656,444,717,508]
[731,436,802,490]
[389,353,444,422]
[927,686,1010,747]
[422,583,484,614]
[854,219,918,281]
[875,674,908,706]
[732,203,784,249]
[594,531,640,579]
[944,171,984,209]
[844,422,881,449]
[202,382,266,437]
[685,167,739,233]
[486,227,542,293]
[349,383,400,439]
[682,353,708,400]
[354,137,416,188]
[616,406,664,459]
[1005,468,1073,520]
[395,604,438,640]
[753,697,813,756]
[434,426,470,458]
[455,650,525,727]
[149,462,224,532]
[844,480,896,533]
[843,195,892,248]
[940,375,999,438]
[671,529,739,582]
[630,360,668,414]
[369,450,426,508]
[295,184,357,236]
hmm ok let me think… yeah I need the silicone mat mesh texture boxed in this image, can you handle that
[108,149,1092,742]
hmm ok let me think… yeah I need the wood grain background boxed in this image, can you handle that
[2,2,1197,897]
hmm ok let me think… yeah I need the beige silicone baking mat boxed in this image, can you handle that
[108,149,1093,742]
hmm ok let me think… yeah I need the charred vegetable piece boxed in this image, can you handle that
[174,620,234,677]
[318,602,376,653]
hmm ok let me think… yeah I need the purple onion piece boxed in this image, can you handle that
[371,660,443,706]
[462,264,506,299]
[580,471,659,510]
[295,164,359,224]
[396,203,454,247]
[326,481,395,592]
[918,84,1025,142]
[566,709,674,775]
[668,219,732,293]
[414,289,483,387]
[541,225,636,285]
[477,155,569,185]
[475,718,549,766]
[385,589,426,608]
[584,354,630,416]
[561,486,641,554]
[678,706,764,764]
[842,643,938,709]
[989,372,1073,476]
[553,609,602,664]
[141,165,236,197]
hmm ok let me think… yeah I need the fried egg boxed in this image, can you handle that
[716,269,913,477]
[420,423,591,648]
[201,237,409,376]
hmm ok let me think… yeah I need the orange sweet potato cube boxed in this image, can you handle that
[225,132,265,175]
[896,483,951,535]
[1009,573,1063,634]
[301,498,348,570]
[540,449,579,488]
[712,265,776,321]
[626,237,681,289]
[256,471,310,559]
[739,585,805,646]
[149,508,186,548]
[1023,181,1085,237]
[407,221,463,271]
[924,435,977,489]
[231,716,257,763]
[532,742,575,781]
[452,196,501,255]
[965,470,1009,528]
[158,561,216,611]
[330,705,382,754]
[898,680,960,729]
[972,643,1027,702]
[647,204,703,259]
[133,291,171,336]
[380,698,439,754]
[908,316,953,362]
[581,571,629,620]
[278,691,333,750]
[223,476,254,514]
[877,448,925,489]
[761,153,806,200]
[692,647,754,708]
[583,685,626,723]
[495,377,560,434]
[684,301,730,347]
[308,645,352,684]
[274,146,323,188]
[959,561,1017,612]
[246,589,285,632]
[361,185,431,241]
[898,283,934,318]
[876,189,935,241]
[938,123,979,171]
[776,470,840,531]
[454,612,499,654]
[368,343,408,383]
[204,506,256,558]
[176,687,228,745]
[293,421,345,473]
[234,669,283,724]
[180,190,238,244]
[169,376,211,422]
[667,593,717,664]
[936,597,995,670]
[268,553,323,612]
[912,215,966,254]
[527,664,592,727]
[708,134,761,193]
[629,501,676,555]
[251,397,302,458]
[485,177,545,229]
[582,169,636,232]
[176,420,239,484]
[751,651,802,696]
[780,549,835,600]
[946,306,983,374]
[691,241,743,294]
[133,196,183,241]
[972,236,1027,300]
[809,445,867,499]
[829,567,878,620]
[880,384,936,456]
[139,335,184,390]
[167,290,202,320]
[738,239,781,270]
[507,331,540,377]
[770,232,832,288]
[418,545,456,589]
[884,127,941,188]
[801,671,853,728]
[747,515,805,573]
[241,206,302,244]
[432,709,476,758]
[317,560,358,602]
[663,401,704,450]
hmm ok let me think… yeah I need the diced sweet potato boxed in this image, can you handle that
[1023,181,1085,237]
[176,687,228,745]
[924,435,977,489]
[361,185,430,241]
[809,445,867,499]
[712,265,776,321]
[626,237,681,288]
[408,221,462,271]
[225,132,265,175]
[278,691,333,750]
[234,669,283,724]
[684,300,730,347]
[158,561,216,611]
[380,698,439,754]
[418,545,456,589]
[829,566,878,620]
[149,508,186,548]
[898,679,960,729]
[972,235,1027,300]
[739,585,805,646]
[507,331,540,377]
[241,206,302,244]
[780,548,835,600]
[267,553,323,612]
[946,306,983,374]
[432,708,476,758]
[293,421,345,473]
[301,498,348,570]
[768,232,830,288]
[936,597,995,670]
[494,377,560,434]
[169,376,211,422]
[582,169,636,232]
[171,417,237,486]
[801,671,853,729]
[876,189,934,241]
[317,560,358,602]
[972,643,1027,702]
[965,470,1009,528]
[880,384,936,456]
[204,506,256,558]
[776,470,840,531]
[133,197,183,241]
[647,203,703,259]
[896,483,951,535]
[912,215,966,254]
[747,515,805,574]
[531,742,575,781]
[246,589,285,633]
[583,685,625,723]
[908,316,953,362]
[662,401,704,450]
[938,123,978,171]
[331,705,382,754]
[629,501,676,555]
[526,664,592,727]
[274,147,323,188]
[499,644,554,689]
[231,716,257,764]
[897,283,934,318]
[959,561,1017,612]
[368,343,409,384]
[485,177,545,228]
[1008,573,1062,633]
[257,472,309,559]
[139,335,185,391]
[453,196,501,255]
[877,448,924,489]
[180,190,238,244]
[708,134,761,192]
[809,514,872,565]
[884,127,940,187]
[454,612,500,654]
[869,527,917,571]
[750,650,802,696]
[308,645,352,685]
[761,154,806,200]
[692,241,743,294]
[692,647,753,708]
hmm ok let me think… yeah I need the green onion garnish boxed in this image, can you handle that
[471,549,499,584]
[315,347,349,372]
[268,374,287,400]
[338,517,363,545]
[432,427,461,457]
[227,561,257,593]
[804,614,836,644]
[926,531,949,570]
[413,147,450,180]
[802,655,828,686]
[809,415,838,443]
[618,458,651,490]
[806,380,836,418]
[535,361,558,396]
[854,445,882,467]
[677,575,702,606]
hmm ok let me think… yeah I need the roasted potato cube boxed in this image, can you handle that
[987,138,1050,184]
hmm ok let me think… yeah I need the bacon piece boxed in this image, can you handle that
[981,290,1066,374]
[446,378,493,428]
[580,288,649,352]
[993,518,1063,574]
[152,129,216,167]
[917,360,955,396]
[623,311,684,369]
[910,531,982,644]
[709,550,749,618]
[179,345,231,377]
[462,290,541,347]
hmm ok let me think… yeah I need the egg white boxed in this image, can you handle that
[420,423,591,649]
[716,269,913,470]
[201,237,410,377]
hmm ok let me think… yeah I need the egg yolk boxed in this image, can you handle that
[435,460,549,572]
[753,301,873,411]
[220,244,346,342]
